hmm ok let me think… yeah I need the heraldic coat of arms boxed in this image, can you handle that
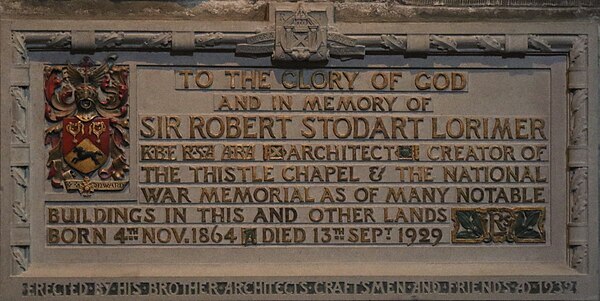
[274,4,328,62]
[44,55,129,196]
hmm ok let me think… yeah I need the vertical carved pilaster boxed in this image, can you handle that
[567,35,588,273]
[10,31,31,275]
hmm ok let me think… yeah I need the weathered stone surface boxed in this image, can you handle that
[1,0,600,21]
[402,0,599,6]
[0,1,598,301]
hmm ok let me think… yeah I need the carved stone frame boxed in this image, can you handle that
[0,8,598,300]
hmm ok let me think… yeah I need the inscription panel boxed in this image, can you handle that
[0,14,597,301]
[125,65,553,251]
[36,57,565,264]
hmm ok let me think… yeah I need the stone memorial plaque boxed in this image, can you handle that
[0,2,598,300]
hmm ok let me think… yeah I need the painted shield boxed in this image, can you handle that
[62,117,110,174]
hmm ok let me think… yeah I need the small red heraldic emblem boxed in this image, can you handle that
[44,55,129,196]
[62,117,110,174]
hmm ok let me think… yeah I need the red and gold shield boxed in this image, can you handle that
[62,117,110,174]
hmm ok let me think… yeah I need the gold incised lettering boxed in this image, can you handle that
[61,65,553,250]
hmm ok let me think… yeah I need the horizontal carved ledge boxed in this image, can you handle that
[17,31,583,59]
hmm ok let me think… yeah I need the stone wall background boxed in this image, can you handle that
[402,0,598,6]
[1,0,598,21]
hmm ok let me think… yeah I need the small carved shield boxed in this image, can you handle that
[62,117,110,174]
[274,5,328,62]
